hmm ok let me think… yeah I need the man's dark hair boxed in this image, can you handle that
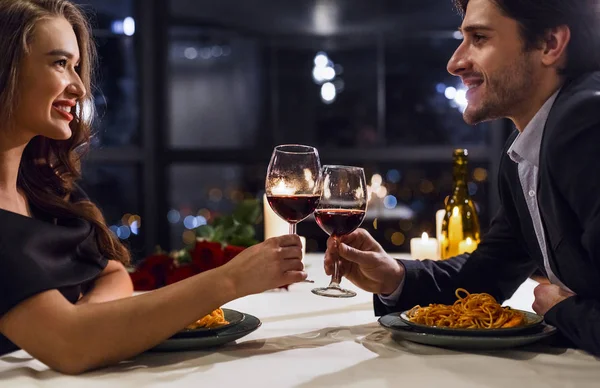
[453,0,600,79]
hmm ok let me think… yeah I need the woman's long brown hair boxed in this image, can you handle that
[0,0,130,265]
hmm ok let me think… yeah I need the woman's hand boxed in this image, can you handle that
[222,234,307,296]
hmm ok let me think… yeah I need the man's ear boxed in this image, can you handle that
[541,25,570,67]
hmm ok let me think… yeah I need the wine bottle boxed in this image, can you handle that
[440,149,480,259]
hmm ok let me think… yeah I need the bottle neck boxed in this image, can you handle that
[452,157,468,190]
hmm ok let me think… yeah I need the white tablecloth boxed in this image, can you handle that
[1,254,598,387]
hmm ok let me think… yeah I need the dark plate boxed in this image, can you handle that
[399,309,544,337]
[379,313,556,350]
[151,310,261,352]
[171,309,245,339]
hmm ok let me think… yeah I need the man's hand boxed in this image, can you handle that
[532,283,575,316]
[324,229,404,294]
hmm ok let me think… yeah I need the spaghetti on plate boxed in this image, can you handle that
[406,288,525,329]
[186,308,229,330]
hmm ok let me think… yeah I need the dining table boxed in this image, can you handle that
[1,253,599,388]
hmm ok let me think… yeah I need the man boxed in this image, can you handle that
[325,0,600,355]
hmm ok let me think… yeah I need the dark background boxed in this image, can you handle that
[73,0,513,262]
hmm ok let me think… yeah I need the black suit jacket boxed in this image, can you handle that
[374,72,600,356]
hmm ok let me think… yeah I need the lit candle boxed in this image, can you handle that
[435,209,445,240]
[264,179,295,239]
[410,232,439,260]
[262,193,306,256]
[458,237,478,254]
[263,193,289,239]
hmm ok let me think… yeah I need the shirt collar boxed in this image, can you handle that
[507,89,560,166]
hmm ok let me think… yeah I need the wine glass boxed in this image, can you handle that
[265,145,322,235]
[312,165,367,298]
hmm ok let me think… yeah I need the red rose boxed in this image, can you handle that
[137,254,174,287]
[130,271,157,291]
[166,265,198,285]
[191,241,224,272]
[223,245,246,264]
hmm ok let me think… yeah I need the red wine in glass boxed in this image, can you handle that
[312,165,368,298]
[267,194,321,223]
[265,144,322,235]
[314,209,366,237]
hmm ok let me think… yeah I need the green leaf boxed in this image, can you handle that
[213,215,236,229]
[212,224,226,244]
[233,199,261,225]
[188,200,261,246]
[233,224,255,239]
[196,224,215,239]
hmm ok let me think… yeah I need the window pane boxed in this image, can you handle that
[273,38,378,148]
[93,36,139,147]
[168,164,267,249]
[385,34,489,146]
[79,163,144,260]
[75,0,133,20]
[74,0,140,147]
[168,27,267,148]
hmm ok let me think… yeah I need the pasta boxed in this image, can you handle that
[186,308,229,330]
[406,288,525,329]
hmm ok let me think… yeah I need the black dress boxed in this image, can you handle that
[0,190,107,355]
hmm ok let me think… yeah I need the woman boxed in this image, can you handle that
[0,0,307,374]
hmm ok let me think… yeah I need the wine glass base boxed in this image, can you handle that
[311,286,357,298]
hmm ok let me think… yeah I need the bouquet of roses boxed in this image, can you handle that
[129,199,261,291]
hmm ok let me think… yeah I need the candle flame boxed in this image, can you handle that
[421,232,429,241]
[466,237,472,244]
[272,180,295,195]
[304,168,315,189]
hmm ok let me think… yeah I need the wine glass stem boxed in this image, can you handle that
[331,260,341,287]
[330,237,341,287]
[289,222,297,235]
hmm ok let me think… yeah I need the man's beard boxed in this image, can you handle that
[463,53,535,125]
